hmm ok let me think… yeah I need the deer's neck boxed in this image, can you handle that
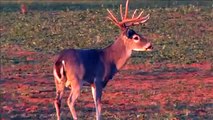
[103,37,132,70]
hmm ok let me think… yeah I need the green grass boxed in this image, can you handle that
[1,4,213,65]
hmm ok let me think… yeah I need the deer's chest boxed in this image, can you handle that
[82,61,117,87]
[104,63,117,80]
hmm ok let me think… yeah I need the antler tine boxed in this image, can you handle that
[124,0,129,19]
[136,10,144,19]
[136,13,150,24]
[132,9,138,18]
[107,16,122,29]
[120,4,123,20]
[107,0,150,30]
[107,9,123,29]
[139,13,150,23]
[141,14,150,22]
[125,13,150,27]
[107,9,119,23]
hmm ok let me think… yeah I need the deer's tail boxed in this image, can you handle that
[53,60,66,83]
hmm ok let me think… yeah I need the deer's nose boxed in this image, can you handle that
[145,43,153,51]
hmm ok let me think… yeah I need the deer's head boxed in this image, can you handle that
[107,0,153,51]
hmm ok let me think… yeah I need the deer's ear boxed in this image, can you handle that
[126,29,136,39]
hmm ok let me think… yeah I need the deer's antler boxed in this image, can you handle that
[107,0,150,30]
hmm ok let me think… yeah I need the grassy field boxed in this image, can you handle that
[1,1,213,120]
[1,2,213,64]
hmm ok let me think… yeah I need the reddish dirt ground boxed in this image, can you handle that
[1,45,213,120]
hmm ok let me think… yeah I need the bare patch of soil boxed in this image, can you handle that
[1,45,213,120]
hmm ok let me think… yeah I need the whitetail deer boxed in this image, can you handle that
[53,0,152,119]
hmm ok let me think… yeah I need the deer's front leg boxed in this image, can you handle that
[91,79,103,120]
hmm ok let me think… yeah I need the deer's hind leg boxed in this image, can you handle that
[54,79,65,120]
[67,78,82,120]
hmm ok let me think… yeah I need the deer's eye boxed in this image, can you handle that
[134,36,139,40]
[133,35,140,41]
